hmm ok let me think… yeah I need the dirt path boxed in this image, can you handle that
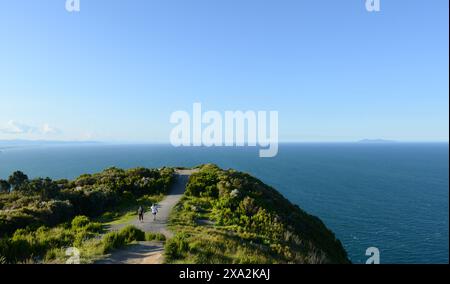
[97,169,195,264]
[98,241,165,264]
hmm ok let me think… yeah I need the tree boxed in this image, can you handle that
[40,177,59,200]
[25,177,59,200]
[8,171,29,189]
[0,179,11,193]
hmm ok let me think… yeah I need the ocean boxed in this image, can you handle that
[0,143,448,264]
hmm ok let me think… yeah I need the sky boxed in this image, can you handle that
[0,0,448,143]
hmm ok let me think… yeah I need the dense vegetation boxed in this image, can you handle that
[0,167,174,263]
[0,216,102,263]
[167,164,349,264]
[1,164,349,264]
[0,217,163,264]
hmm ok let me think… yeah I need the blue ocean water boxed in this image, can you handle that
[0,143,448,264]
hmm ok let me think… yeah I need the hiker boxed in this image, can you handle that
[151,204,158,221]
[138,206,144,222]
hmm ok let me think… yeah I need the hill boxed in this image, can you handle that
[167,164,349,264]
[0,165,349,264]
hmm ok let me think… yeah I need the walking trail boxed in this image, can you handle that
[97,169,195,264]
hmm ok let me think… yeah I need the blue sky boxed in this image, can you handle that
[0,0,448,142]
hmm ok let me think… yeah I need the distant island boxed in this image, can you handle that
[358,139,397,143]
[0,165,349,264]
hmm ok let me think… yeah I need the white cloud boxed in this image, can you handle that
[0,121,61,136]
[0,120,36,134]
[41,123,60,135]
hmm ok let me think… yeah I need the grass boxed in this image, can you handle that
[166,196,278,264]
[0,213,166,264]
[0,167,176,263]
[64,193,167,263]
[44,237,106,264]
[145,232,166,242]
[105,212,137,226]
[43,225,158,263]
[164,164,350,264]
[98,194,164,225]
[164,226,274,264]
[44,225,161,263]
[0,216,106,264]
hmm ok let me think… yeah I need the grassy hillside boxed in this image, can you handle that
[1,164,349,264]
[167,164,349,264]
[0,167,174,263]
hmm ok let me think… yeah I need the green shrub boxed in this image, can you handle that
[44,247,65,262]
[165,233,190,260]
[102,232,125,253]
[185,167,219,198]
[84,222,103,233]
[156,233,166,241]
[0,237,30,263]
[165,240,179,260]
[167,164,350,264]
[69,217,103,247]
[0,220,103,263]
[145,232,166,241]
[102,226,146,253]
[0,167,175,236]
[120,191,135,205]
[71,215,91,229]
[73,230,93,247]
[119,225,145,243]
[0,166,175,263]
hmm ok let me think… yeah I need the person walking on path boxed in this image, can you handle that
[150,204,158,221]
[138,206,144,222]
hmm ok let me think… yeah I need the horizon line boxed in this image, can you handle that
[0,139,449,144]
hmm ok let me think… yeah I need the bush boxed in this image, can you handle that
[0,219,104,263]
[0,166,175,263]
[166,164,350,264]
[71,215,91,229]
[165,233,190,260]
[84,222,103,233]
[145,232,166,242]
[102,226,146,253]
[185,167,219,198]
[44,247,65,262]
[102,232,125,253]
[0,237,30,263]
[119,225,145,243]
[0,226,74,263]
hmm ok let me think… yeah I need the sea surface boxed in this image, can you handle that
[0,143,448,264]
